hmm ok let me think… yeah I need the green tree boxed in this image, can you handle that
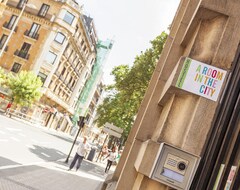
[7,71,43,106]
[96,31,168,139]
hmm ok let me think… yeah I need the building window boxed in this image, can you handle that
[38,4,50,17]
[80,39,84,46]
[11,63,21,73]
[37,72,47,84]
[28,23,40,39]
[69,76,73,84]
[61,67,66,75]
[53,85,57,92]
[7,15,18,29]
[71,80,75,88]
[63,11,75,25]
[54,32,66,44]
[17,0,28,9]
[0,34,8,49]
[45,51,57,64]
[19,42,31,58]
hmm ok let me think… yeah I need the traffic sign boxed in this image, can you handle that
[103,123,123,138]
[105,122,123,133]
[103,127,122,138]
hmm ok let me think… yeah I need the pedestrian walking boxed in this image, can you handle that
[99,144,109,162]
[105,146,118,173]
[68,136,90,171]
[5,101,12,116]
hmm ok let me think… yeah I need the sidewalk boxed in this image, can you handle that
[0,114,116,189]
[0,158,109,190]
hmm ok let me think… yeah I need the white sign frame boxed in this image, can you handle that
[176,58,227,101]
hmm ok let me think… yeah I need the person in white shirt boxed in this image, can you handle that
[105,146,118,173]
[68,136,90,171]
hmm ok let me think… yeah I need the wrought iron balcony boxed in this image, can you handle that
[24,30,39,40]
[0,46,8,52]
[59,75,65,81]
[14,49,29,60]
[3,22,18,32]
[55,71,61,77]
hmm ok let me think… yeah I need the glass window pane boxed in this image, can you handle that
[8,15,17,29]
[38,4,50,17]
[29,23,40,37]
[38,72,47,84]
[0,34,8,49]
[11,63,21,73]
[55,32,65,44]
[63,11,75,25]
[45,51,57,64]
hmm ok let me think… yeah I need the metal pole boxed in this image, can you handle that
[65,116,85,163]
[0,3,26,58]
[96,134,108,162]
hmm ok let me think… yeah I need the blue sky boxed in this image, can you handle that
[80,0,180,84]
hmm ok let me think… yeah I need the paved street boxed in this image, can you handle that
[0,114,111,190]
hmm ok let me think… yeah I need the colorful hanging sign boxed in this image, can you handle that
[176,58,227,101]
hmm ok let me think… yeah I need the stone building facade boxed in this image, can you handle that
[0,0,103,130]
[109,0,240,189]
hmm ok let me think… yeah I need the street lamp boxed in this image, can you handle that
[65,116,85,163]
[0,3,36,58]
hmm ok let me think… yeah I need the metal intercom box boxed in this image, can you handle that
[150,143,200,190]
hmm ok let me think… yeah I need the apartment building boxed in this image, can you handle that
[0,0,99,126]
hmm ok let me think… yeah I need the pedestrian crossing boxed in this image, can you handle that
[0,127,50,145]
[0,126,53,160]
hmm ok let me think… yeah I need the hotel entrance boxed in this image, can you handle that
[191,45,240,190]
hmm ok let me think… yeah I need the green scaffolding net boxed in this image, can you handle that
[71,39,113,127]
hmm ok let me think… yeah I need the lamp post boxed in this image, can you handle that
[65,116,85,163]
[0,3,36,58]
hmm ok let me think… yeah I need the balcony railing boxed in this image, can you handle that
[0,46,8,52]
[3,22,18,32]
[14,49,29,60]
[24,30,39,40]
[59,75,65,81]
[55,71,61,77]
[6,1,53,21]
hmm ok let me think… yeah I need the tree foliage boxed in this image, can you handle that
[7,71,43,106]
[96,32,168,139]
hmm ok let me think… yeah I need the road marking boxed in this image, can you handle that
[41,152,51,158]
[0,130,6,134]
[31,139,50,145]
[57,151,65,155]
[6,128,22,132]
[10,137,20,142]
[25,144,35,149]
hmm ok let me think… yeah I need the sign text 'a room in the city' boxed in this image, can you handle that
[176,58,227,101]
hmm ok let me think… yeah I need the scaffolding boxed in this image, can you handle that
[71,39,113,133]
